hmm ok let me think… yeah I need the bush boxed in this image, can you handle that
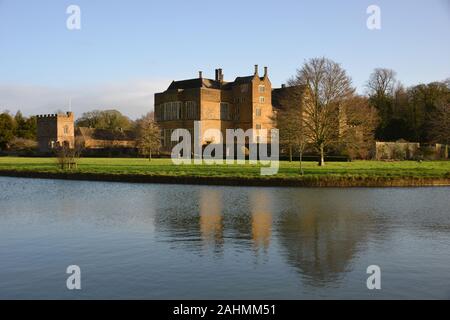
[377,145,389,160]
[8,137,37,152]
[392,145,406,160]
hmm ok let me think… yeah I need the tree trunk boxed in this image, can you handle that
[149,150,152,161]
[318,144,325,166]
[289,145,293,162]
[299,148,304,176]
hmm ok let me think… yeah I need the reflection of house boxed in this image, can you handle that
[36,111,136,152]
[76,127,136,149]
[199,189,223,245]
[250,192,273,250]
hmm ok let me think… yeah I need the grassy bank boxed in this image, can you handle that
[0,157,449,187]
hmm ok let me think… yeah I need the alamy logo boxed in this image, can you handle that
[66,265,81,290]
[366,265,381,290]
[66,5,81,30]
[170,122,280,176]
[366,5,381,30]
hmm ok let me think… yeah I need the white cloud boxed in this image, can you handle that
[0,79,170,119]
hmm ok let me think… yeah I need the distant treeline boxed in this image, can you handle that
[75,109,138,132]
[0,111,37,151]
[366,69,449,143]
[0,109,144,152]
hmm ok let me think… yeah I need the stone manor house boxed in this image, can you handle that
[154,65,294,151]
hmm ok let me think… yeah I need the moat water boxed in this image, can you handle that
[0,177,449,299]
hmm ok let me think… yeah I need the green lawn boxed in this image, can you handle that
[0,157,449,180]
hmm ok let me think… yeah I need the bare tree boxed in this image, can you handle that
[445,78,450,90]
[296,126,308,175]
[429,103,450,158]
[56,139,83,170]
[273,85,308,174]
[339,95,379,159]
[136,112,161,161]
[289,57,354,166]
[366,69,397,136]
[366,68,396,98]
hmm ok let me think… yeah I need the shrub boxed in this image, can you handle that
[377,145,389,160]
[392,145,406,160]
[8,137,37,152]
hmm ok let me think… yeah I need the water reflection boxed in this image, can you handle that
[153,187,375,286]
[250,191,273,252]
[199,189,224,249]
[154,188,278,254]
[276,191,375,287]
[1,177,450,299]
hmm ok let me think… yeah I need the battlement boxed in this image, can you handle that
[37,114,58,119]
[37,112,73,119]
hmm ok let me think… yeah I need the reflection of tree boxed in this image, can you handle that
[277,193,373,287]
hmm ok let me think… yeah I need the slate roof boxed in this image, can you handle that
[166,75,261,91]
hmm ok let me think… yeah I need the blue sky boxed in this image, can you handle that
[0,0,449,118]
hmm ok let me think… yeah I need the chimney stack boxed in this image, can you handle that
[264,66,268,77]
[218,68,223,82]
[215,69,219,81]
[281,84,286,88]
[199,71,203,79]
[254,64,259,76]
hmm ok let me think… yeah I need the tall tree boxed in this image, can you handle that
[273,85,308,173]
[407,81,450,142]
[76,110,133,131]
[14,111,37,140]
[289,57,354,166]
[339,95,379,159]
[136,112,161,160]
[0,112,15,150]
[429,103,450,144]
[366,68,397,139]
[367,68,396,97]
[428,92,450,158]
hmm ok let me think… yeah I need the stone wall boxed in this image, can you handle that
[375,141,449,160]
